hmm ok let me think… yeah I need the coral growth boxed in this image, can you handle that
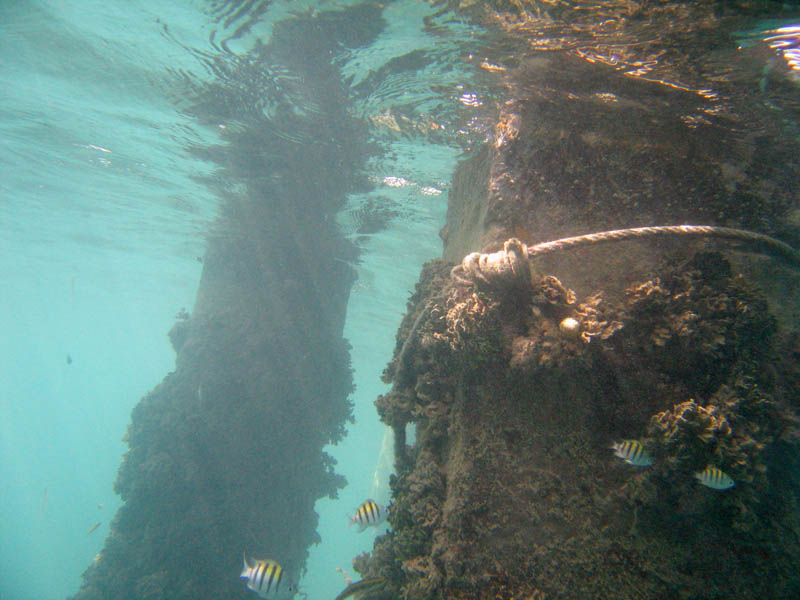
[624,252,777,396]
[363,251,800,599]
[643,378,784,532]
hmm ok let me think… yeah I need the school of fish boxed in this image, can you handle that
[241,498,388,598]
[611,438,735,490]
[238,436,734,599]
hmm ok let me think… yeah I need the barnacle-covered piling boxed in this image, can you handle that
[368,249,800,599]
[360,1,800,596]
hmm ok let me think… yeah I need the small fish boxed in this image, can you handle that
[87,522,101,535]
[66,354,72,365]
[348,499,386,532]
[333,576,387,600]
[694,465,735,490]
[610,440,653,466]
[241,553,297,599]
[336,566,353,585]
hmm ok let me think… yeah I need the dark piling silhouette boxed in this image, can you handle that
[70,5,384,599]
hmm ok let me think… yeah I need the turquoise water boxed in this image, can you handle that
[6,2,797,599]
[0,2,486,599]
[1,3,216,598]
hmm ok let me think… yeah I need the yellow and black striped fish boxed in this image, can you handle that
[348,499,386,532]
[333,576,387,600]
[694,465,735,490]
[610,440,653,466]
[240,553,297,599]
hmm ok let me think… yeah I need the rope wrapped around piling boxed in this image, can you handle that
[450,224,800,287]
[392,224,797,382]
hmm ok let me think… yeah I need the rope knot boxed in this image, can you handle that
[448,225,799,289]
[452,238,530,288]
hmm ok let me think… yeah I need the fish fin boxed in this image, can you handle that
[347,513,355,527]
[241,551,250,577]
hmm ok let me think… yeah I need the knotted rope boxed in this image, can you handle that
[392,224,798,381]
[451,225,800,287]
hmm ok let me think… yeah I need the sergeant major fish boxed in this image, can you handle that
[240,553,297,599]
[610,440,653,466]
[694,465,735,490]
[348,499,386,532]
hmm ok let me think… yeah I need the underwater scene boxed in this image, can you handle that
[2,1,800,599]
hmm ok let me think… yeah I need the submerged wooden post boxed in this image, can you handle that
[69,6,383,599]
[361,3,800,598]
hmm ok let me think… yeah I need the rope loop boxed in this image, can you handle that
[451,238,530,288]
[450,225,800,288]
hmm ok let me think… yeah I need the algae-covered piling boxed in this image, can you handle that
[69,6,383,599]
[369,251,800,599]
[360,2,800,597]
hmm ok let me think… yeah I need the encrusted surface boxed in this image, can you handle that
[365,251,800,599]
[365,2,800,598]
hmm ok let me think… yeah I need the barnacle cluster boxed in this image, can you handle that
[423,290,493,354]
[645,380,780,532]
[573,293,624,343]
[625,252,776,394]
[650,399,733,460]
[532,274,576,306]
[510,277,623,372]
[371,247,800,599]
[423,246,625,374]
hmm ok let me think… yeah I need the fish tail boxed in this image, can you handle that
[241,551,250,577]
